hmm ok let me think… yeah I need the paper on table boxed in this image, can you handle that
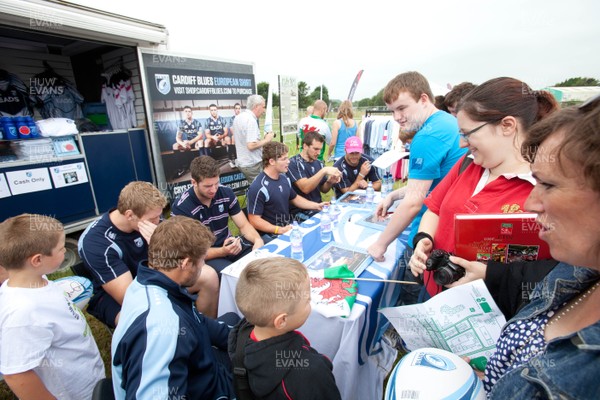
[371,150,410,169]
[222,249,283,278]
[379,280,506,360]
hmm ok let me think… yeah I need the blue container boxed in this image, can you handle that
[25,116,40,138]
[0,116,18,140]
[15,116,32,139]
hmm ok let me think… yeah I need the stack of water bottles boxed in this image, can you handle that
[0,116,40,140]
[381,172,394,199]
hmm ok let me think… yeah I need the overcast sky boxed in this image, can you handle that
[72,0,600,100]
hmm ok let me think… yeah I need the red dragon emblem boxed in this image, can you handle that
[310,277,356,304]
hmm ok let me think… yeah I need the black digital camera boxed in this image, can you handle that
[425,249,465,286]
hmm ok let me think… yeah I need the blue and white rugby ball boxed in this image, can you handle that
[385,348,486,400]
[54,276,94,310]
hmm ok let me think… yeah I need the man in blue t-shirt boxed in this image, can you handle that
[286,131,341,220]
[78,181,221,327]
[366,71,467,304]
[171,156,264,274]
[247,142,325,236]
[333,136,381,198]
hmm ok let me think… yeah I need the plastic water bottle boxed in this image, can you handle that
[320,205,332,243]
[290,221,304,261]
[365,181,375,206]
[329,197,341,228]
[381,173,390,199]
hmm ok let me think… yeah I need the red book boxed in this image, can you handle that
[454,213,552,263]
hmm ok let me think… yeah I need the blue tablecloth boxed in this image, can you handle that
[218,203,410,400]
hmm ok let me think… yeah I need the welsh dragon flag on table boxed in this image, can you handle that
[308,265,358,318]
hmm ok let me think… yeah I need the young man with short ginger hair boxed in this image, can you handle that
[367,71,466,304]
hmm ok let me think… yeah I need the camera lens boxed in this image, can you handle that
[433,268,456,286]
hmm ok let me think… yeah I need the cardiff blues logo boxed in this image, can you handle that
[412,351,456,371]
[26,172,32,177]
[134,237,144,247]
[218,204,224,212]
[54,168,60,173]
[155,74,171,95]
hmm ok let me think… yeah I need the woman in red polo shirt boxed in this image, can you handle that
[408,77,559,297]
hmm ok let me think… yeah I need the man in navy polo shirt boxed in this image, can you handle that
[333,136,382,198]
[247,142,325,236]
[78,181,221,327]
[171,156,264,274]
[205,104,236,168]
[287,131,341,220]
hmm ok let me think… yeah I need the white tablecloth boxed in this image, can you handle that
[218,204,409,400]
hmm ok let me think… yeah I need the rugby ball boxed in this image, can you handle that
[385,348,486,400]
[54,276,94,310]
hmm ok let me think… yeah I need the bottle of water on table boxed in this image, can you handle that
[365,181,375,206]
[329,197,341,228]
[381,173,390,198]
[320,205,332,243]
[290,221,304,261]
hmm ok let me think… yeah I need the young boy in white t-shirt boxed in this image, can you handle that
[0,214,105,400]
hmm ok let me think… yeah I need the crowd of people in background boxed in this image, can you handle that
[1,70,599,400]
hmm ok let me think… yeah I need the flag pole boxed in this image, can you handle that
[332,276,419,285]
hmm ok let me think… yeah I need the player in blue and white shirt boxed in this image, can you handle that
[172,105,204,153]
[247,142,325,236]
[286,131,341,219]
[171,156,263,274]
[333,136,381,198]
[205,104,236,167]
[78,182,220,327]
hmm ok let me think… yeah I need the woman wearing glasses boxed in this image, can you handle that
[467,97,600,398]
[408,77,559,298]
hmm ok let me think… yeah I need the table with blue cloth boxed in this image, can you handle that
[218,203,410,400]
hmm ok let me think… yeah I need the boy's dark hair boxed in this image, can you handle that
[0,214,63,269]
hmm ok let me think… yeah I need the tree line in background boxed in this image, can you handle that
[256,76,599,111]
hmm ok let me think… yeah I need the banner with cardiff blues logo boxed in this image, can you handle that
[139,49,255,199]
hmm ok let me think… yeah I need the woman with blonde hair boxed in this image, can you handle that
[327,100,358,161]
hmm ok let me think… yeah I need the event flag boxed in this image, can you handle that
[264,78,274,134]
[308,265,358,318]
[346,70,364,102]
